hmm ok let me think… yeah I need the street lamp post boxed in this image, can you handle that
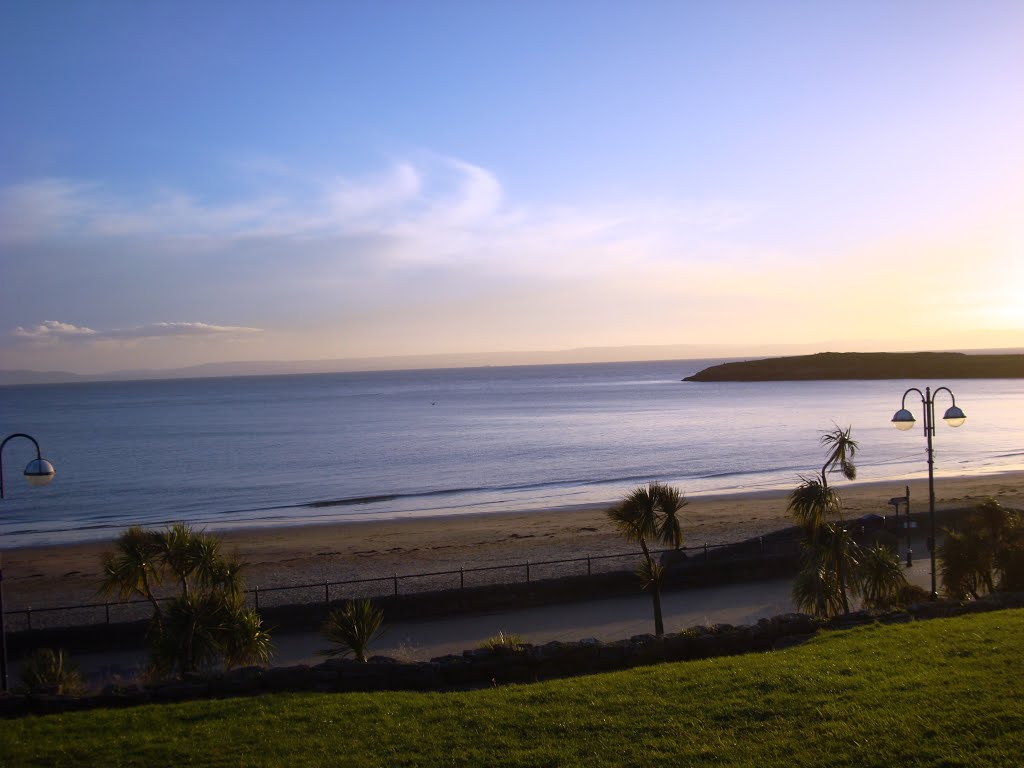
[891,387,966,600]
[0,433,57,692]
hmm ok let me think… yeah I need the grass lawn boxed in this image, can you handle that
[3,609,1022,767]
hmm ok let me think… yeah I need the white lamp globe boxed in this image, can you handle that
[891,408,916,431]
[24,458,56,487]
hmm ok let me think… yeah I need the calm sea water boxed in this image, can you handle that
[2,359,1023,546]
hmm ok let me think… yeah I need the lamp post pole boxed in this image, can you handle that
[1,433,57,692]
[892,387,966,600]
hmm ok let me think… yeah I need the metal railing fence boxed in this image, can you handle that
[5,535,796,633]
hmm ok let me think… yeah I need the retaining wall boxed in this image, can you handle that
[3,591,1022,718]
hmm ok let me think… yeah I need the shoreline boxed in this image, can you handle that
[12,465,1022,551]
[4,470,1023,614]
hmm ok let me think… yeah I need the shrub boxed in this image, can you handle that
[321,600,385,663]
[855,543,909,610]
[478,631,527,651]
[99,523,272,678]
[17,648,85,696]
[938,499,1024,598]
[895,583,931,607]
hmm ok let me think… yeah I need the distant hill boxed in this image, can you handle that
[683,352,1024,382]
[0,369,88,386]
[0,342,817,386]
[4,345,1023,386]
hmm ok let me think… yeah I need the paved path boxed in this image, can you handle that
[67,543,934,683]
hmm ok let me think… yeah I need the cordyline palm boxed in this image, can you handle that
[820,522,858,615]
[607,482,687,636]
[855,543,908,610]
[938,499,1023,598]
[788,426,859,615]
[98,522,272,677]
[222,607,274,671]
[791,556,844,618]
[99,526,165,626]
[321,599,385,663]
[939,529,987,599]
[792,525,854,618]
[789,426,858,538]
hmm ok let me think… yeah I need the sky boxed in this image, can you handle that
[1,1,1022,374]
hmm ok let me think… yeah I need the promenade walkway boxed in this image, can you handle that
[66,545,934,684]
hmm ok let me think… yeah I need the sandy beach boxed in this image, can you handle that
[4,471,1023,615]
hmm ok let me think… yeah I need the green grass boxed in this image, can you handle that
[4,609,1023,767]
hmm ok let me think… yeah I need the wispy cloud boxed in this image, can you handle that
[0,155,768,370]
[0,155,754,276]
[12,320,262,343]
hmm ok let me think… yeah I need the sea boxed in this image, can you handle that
[2,359,1023,547]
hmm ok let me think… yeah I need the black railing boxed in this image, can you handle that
[5,536,795,632]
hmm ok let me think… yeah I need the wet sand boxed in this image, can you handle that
[4,471,1023,613]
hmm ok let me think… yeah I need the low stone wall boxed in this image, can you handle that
[3,591,1022,718]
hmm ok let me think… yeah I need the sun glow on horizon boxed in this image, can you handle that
[1,2,1023,373]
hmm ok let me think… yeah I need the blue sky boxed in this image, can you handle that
[2,1,1022,373]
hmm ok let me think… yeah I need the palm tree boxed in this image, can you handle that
[788,427,859,616]
[938,499,1024,598]
[789,426,858,537]
[938,529,986,599]
[788,477,841,538]
[821,427,858,484]
[792,524,862,618]
[99,523,273,677]
[221,607,274,671]
[99,526,165,625]
[854,543,908,610]
[821,522,858,615]
[996,536,1024,592]
[321,599,385,662]
[791,556,844,617]
[607,482,687,636]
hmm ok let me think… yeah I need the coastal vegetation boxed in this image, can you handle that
[14,648,84,696]
[683,351,1024,381]
[789,427,907,616]
[939,499,1024,598]
[856,542,912,609]
[606,482,687,636]
[479,630,527,651]
[320,599,385,663]
[98,523,272,677]
[3,610,1022,766]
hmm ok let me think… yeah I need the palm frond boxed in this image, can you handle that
[97,525,164,602]
[820,425,858,481]
[788,475,840,533]
[320,600,385,663]
[655,484,687,549]
[634,555,664,591]
[791,560,843,617]
[853,543,908,610]
[220,608,274,670]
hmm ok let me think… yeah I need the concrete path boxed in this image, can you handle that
[66,543,935,684]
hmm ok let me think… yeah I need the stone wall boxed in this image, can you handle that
[3,591,1022,718]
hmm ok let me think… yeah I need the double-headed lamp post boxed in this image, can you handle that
[891,387,966,600]
[1,433,57,692]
